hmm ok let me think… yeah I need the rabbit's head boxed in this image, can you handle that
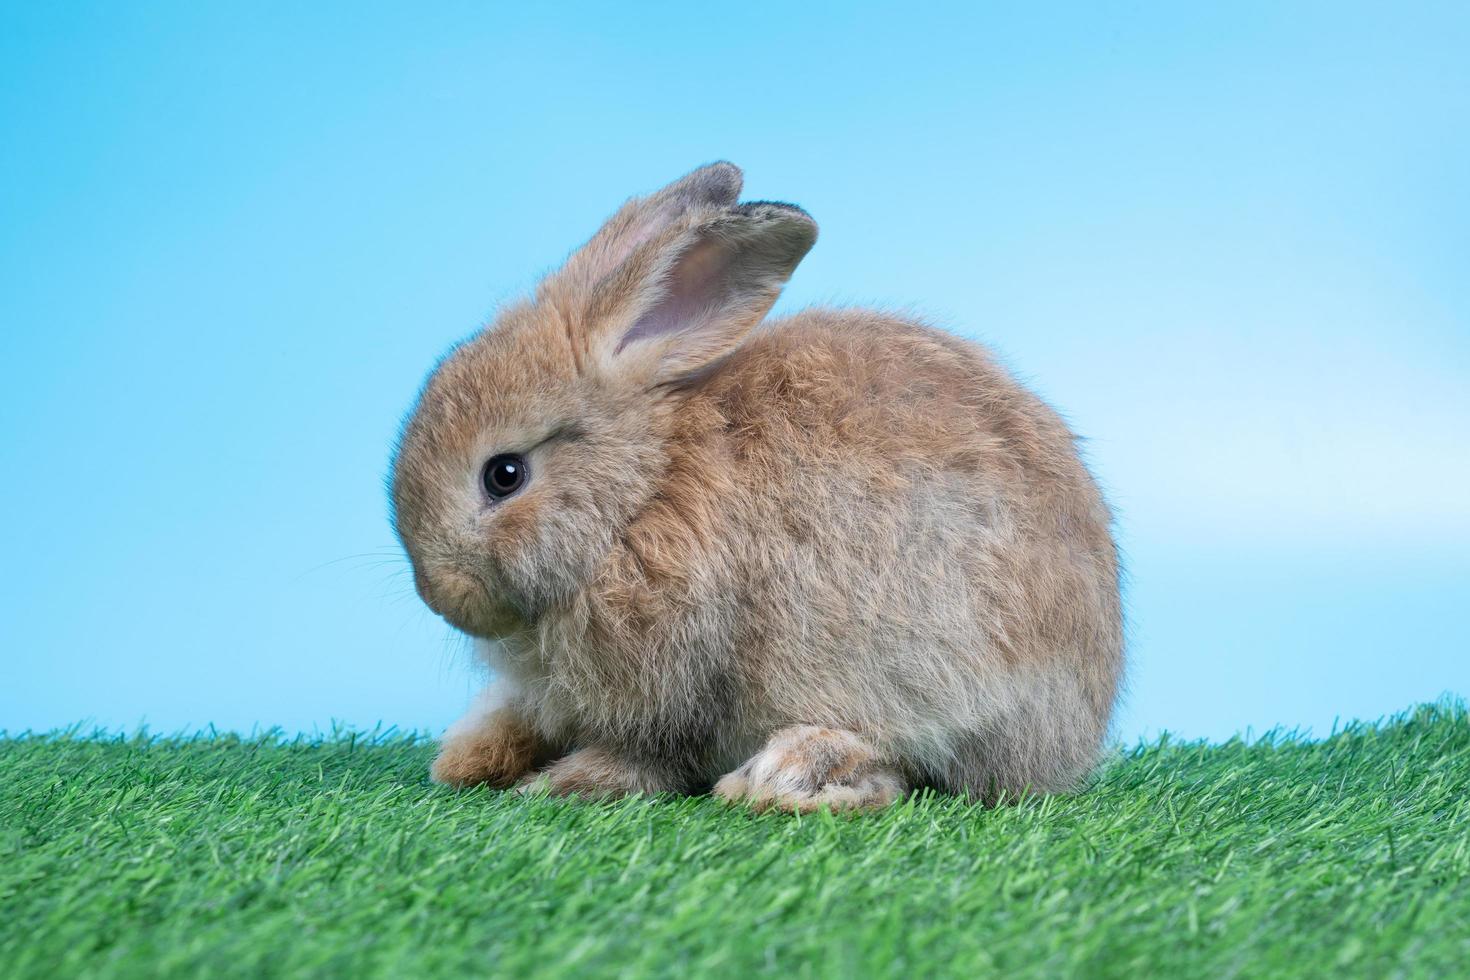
[390,163,816,637]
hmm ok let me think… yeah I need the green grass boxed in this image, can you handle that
[2,703,1467,979]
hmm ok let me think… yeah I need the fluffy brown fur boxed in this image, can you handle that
[391,163,1123,811]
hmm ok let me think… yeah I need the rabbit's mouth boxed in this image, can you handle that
[415,566,530,638]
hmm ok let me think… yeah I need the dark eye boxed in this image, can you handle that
[481,453,528,500]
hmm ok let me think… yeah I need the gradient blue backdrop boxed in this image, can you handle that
[3,2,1467,743]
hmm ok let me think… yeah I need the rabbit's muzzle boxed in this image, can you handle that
[413,563,528,638]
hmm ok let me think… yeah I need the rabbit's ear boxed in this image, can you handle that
[551,162,743,293]
[601,202,818,383]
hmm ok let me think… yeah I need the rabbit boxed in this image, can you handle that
[390,162,1123,811]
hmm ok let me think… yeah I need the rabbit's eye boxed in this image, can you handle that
[482,454,528,500]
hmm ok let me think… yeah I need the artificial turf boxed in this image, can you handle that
[1,701,1466,978]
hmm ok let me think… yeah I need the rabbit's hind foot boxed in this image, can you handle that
[713,725,907,813]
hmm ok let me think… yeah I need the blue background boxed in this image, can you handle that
[3,2,1466,743]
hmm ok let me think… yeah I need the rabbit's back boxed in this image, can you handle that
[667,308,1124,790]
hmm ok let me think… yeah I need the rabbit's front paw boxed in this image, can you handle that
[714,726,907,813]
[516,747,674,800]
[430,709,544,789]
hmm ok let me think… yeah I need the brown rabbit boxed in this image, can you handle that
[391,162,1123,811]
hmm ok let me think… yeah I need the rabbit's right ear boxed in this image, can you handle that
[548,162,743,295]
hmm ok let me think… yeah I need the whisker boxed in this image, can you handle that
[293,549,408,583]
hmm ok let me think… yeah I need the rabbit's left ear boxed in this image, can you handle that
[553,162,744,294]
[599,202,817,383]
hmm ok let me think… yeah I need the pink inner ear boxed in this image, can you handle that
[616,237,733,352]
